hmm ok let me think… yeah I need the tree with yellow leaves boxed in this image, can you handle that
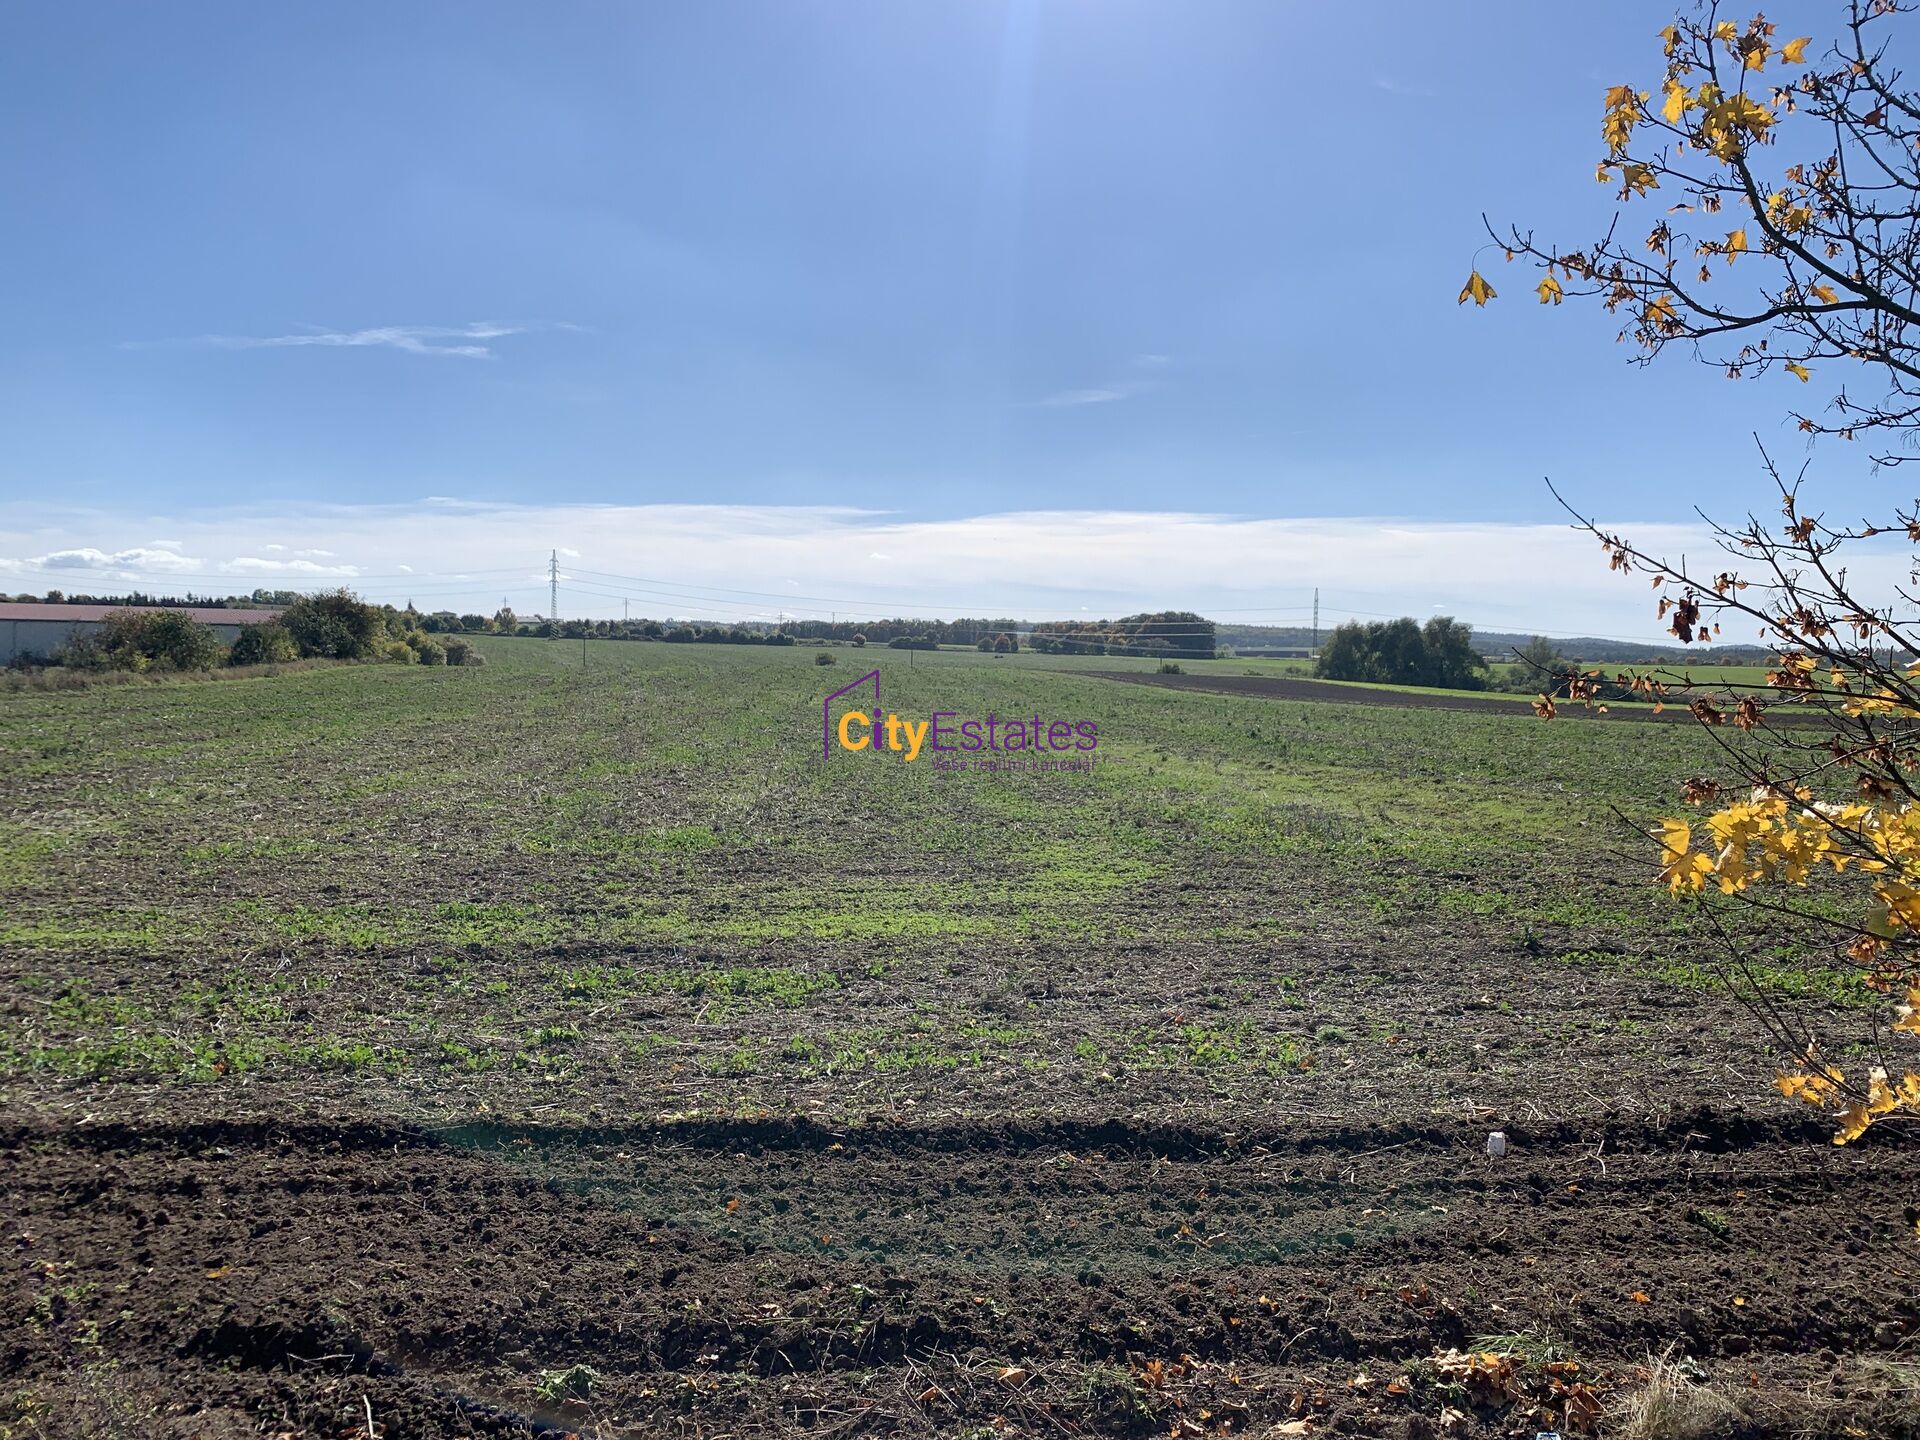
[1470,2,1920,1144]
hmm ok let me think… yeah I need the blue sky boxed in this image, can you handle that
[0,1,1868,635]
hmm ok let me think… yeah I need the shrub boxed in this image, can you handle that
[1158,661,1183,674]
[442,637,475,666]
[382,640,415,664]
[401,630,447,666]
[51,631,112,671]
[851,634,866,647]
[281,590,382,659]
[814,651,836,666]
[765,632,795,646]
[228,622,298,667]
[140,611,223,670]
[57,609,222,672]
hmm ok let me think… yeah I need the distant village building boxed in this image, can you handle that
[0,603,282,665]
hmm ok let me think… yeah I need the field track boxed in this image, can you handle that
[1091,670,1680,719]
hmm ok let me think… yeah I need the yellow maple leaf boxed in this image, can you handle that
[1786,362,1811,382]
[1619,162,1659,197]
[1700,93,1774,158]
[1713,21,1737,42]
[1781,36,1810,64]
[1745,44,1770,71]
[1725,228,1748,257]
[1663,79,1691,123]
[1537,274,1565,305]
[1655,817,1714,891]
[1894,987,1920,1034]
[1835,1104,1875,1144]
[1811,283,1838,304]
[1602,85,1647,155]
[1458,270,1497,306]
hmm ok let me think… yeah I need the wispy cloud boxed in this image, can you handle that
[2,541,357,583]
[211,323,519,359]
[223,556,360,577]
[1035,385,1137,407]
[135,322,567,360]
[1033,353,1170,408]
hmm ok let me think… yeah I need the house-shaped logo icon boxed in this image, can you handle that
[823,670,881,760]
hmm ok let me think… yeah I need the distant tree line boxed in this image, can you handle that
[406,609,1217,656]
[9,587,304,609]
[10,590,1226,660]
[1215,619,1776,668]
[1314,617,1488,690]
[40,591,485,676]
[406,612,1037,647]
[1028,612,1216,660]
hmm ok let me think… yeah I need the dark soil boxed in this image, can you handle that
[1091,671,1681,719]
[7,1109,1918,1438]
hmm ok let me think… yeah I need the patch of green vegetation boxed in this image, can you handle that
[1471,1331,1568,1364]
[182,837,326,861]
[1108,1021,1305,1076]
[0,632,1879,1125]
[0,911,197,950]
[714,907,996,942]
[1551,946,1876,1006]
[0,829,63,885]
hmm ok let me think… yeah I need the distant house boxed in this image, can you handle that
[0,603,283,665]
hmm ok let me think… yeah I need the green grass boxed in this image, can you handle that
[0,634,1866,1113]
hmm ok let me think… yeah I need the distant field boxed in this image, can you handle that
[3,636,1912,1438]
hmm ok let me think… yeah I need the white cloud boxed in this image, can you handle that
[0,544,361,583]
[1033,357,1165,407]
[143,322,554,361]
[223,556,360,577]
[1036,387,1131,407]
[24,546,204,575]
[3,499,1904,643]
